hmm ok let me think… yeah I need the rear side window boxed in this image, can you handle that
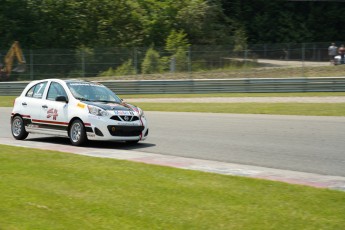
[26,82,47,99]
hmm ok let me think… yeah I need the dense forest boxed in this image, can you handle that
[0,0,344,80]
[1,0,344,49]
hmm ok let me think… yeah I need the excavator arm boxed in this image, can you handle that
[0,41,26,80]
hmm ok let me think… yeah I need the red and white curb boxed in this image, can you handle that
[1,137,345,192]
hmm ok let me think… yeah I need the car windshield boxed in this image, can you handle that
[67,82,122,103]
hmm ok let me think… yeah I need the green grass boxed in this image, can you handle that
[84,64,345,80]
[1,145,345,229]
[0,96,16,107]
[135,103,345,116]
[121,92,345,99]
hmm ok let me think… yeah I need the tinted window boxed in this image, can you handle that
[47,82,68,101]
[25,82,47,99]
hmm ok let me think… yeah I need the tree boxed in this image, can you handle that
[221,0,345,44]
[165,30,190,54]
[176,0,233,45]
[141,47,164,74]
[2,0,345,51]
[0,0,33,48]
[165,30,190,72]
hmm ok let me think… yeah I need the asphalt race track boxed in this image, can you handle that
[2,107,345,179]
[146,111,345,177]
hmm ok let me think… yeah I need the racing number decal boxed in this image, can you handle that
[36,84,44,94]
[47,108,58,120]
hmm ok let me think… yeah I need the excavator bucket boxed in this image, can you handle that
[12,63,26,72]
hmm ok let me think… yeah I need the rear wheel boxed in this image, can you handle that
[11,116,29,140]
[69,119,87,146]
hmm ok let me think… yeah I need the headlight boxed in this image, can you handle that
[87,105,108,116]
[138,107,145,118]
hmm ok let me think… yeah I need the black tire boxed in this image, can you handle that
[69,119,87,146]
[11,116,29,140]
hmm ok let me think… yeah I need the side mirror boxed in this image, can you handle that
[55,95,68,103]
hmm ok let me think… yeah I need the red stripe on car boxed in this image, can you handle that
[32,119,69,126]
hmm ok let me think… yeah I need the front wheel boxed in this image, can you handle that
[11,116,29,140]
[69,119,87,146]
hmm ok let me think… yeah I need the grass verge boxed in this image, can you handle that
[1,144,345,229]
[85,64,345,80]
[0,96,16,107]
[121,92,345,99]
[3,95,345,116]
[134,102,345,116]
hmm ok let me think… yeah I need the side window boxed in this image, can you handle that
[26,86,35,97]
[25,82,47,99]
[47,82,68,101]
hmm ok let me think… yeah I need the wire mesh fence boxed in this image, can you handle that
[1,42,343,81]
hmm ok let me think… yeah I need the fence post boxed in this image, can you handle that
[302,43,305,77]
[133,47,138,74]
[188,46,192,74]
[81,50,85,78]
[170,56,176,73]
[264,44,267,58]
[30,50,34,80]
[244,48,248,66]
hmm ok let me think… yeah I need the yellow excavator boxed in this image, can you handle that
[0,41,26,80]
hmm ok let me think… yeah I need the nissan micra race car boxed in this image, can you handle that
[11,79,148,146]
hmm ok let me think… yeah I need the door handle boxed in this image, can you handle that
[22,102,27,106]
[42,105,48,109]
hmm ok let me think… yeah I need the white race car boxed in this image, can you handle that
[11,79,148,146]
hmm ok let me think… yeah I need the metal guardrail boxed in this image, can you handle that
[1,78,345,96]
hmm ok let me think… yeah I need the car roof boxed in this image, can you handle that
[31,79,88,84]
[64,79,87,83]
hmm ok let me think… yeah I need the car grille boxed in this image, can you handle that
[110,115,139,122]
[107,125,144,136]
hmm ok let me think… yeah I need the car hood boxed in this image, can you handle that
[82,101,138,112]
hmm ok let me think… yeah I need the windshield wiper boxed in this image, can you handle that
[94,100,120,104]
[75,97,93,102]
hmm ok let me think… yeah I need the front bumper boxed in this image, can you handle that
[85,114,149,142]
